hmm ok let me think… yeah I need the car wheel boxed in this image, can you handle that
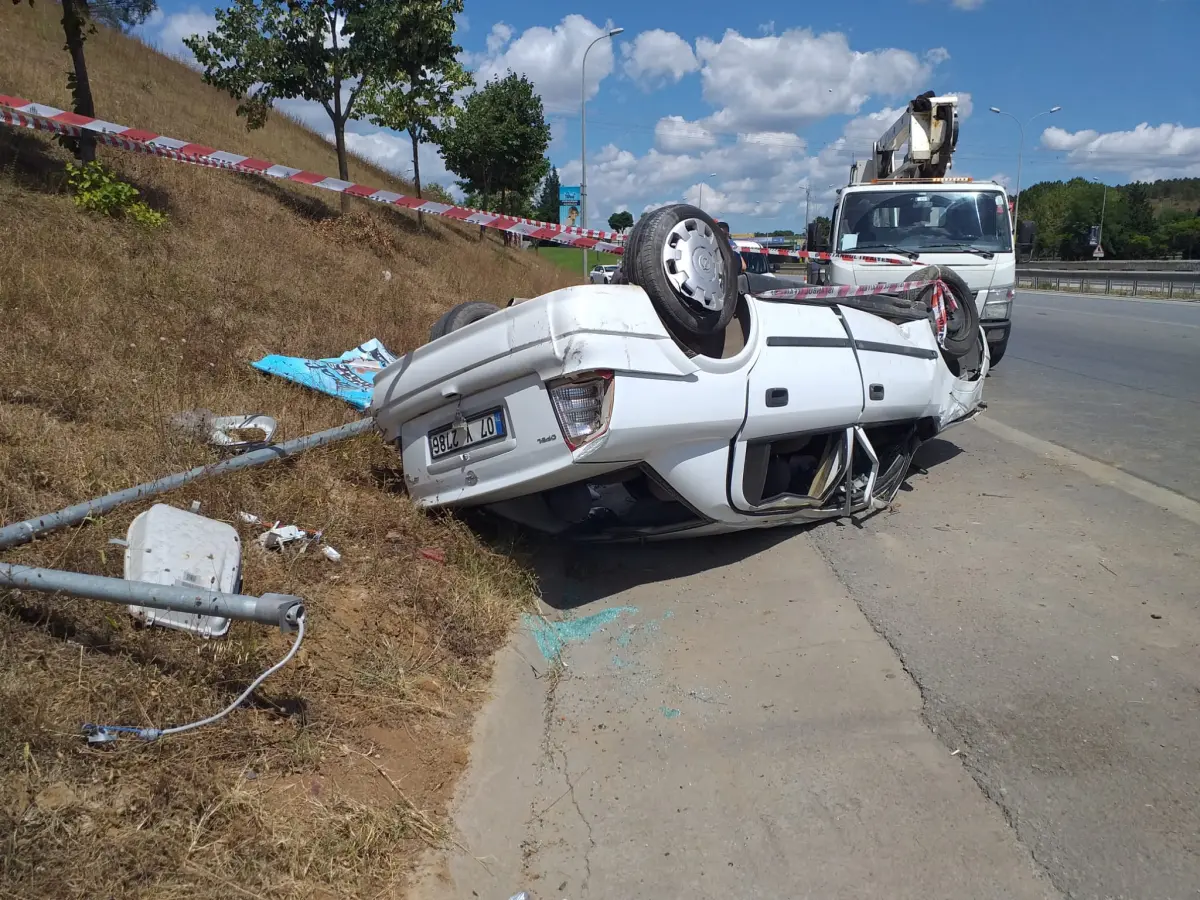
[429,300,501,342]
[904,264,980,360]
[623,203,738,339]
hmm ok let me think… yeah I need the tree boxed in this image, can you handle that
[185,0,414,185]
[808,215,831,247]
[440,72,550,215]
[608,210,634,233]
[534,167,560,224]
[358,0,469,219]
[11,0,157,162]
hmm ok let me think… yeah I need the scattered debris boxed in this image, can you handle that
[124,503,239,638]
[252,338,396,409]
[170,408,277,453]
[523,607,638,661]
[242,511,342,561]
[419,547,446,563]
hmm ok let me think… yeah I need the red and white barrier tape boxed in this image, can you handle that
[0,92,918,266]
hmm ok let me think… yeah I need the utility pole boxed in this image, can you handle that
[580,27,623,280]
[989,104,1062,233]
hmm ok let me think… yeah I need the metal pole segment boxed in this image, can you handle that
[0,418,375,551]
[0,563,304,631]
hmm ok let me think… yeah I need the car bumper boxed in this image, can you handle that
[982,319,1010,346]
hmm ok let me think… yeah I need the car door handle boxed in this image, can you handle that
[766,388,788,408]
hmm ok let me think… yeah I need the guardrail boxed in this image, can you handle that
[1018,271,1199,300]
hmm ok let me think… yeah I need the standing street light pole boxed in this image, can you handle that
[1092,177,1108,256]
[989,104,1062,238]
[698,172,717,209]
[581,26,624,280]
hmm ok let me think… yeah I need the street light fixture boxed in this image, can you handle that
[989,104,1062,237]
[581,26,624,279]
[1092,177,1108,257]
[698,172,717,209]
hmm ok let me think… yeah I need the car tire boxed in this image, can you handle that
[624,203,739,339]
[903,264,980,360]
[429,300,501,342]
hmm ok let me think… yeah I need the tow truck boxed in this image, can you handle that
[807,91,1028,365]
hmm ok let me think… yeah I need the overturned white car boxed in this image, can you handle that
[371,204,988,541]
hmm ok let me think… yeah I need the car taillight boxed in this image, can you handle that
[548,371,614,450]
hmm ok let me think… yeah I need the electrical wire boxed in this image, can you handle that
[82,616,307,743]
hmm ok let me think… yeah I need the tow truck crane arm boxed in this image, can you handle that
[849,91,960,185]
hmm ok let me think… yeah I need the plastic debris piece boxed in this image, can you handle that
[238,511,262,525]
[169,409,278,453]
[124,504,238,639]
[419,547,445,564]
[321,545,342,562]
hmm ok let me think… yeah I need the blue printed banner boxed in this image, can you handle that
[251,339,396,410]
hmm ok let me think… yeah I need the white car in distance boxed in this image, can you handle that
[589,264,620,284]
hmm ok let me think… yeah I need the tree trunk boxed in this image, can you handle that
[410,129,424,229]
[60,0,96,163]
[332,118,350,214]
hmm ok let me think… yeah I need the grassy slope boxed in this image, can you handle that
[0,7,571,898]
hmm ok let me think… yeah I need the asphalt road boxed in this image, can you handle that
[988,290,1200,500]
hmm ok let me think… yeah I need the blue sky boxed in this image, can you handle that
[137,0,1199,233]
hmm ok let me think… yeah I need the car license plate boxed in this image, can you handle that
[428,409,506,460]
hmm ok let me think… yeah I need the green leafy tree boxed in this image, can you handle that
[607,210,634,233]
[11,0,157,162]
[440,72,550,215]
[358,0,469,215]
[185,0,413,184]
[809,215,831,247]
[534,167,560,224]
[1124,181,1156,238]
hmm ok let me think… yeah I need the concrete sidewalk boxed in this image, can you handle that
[413,533,1058,900]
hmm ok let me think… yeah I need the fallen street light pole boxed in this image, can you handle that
[0,418,376,551]
[0,563,305,632]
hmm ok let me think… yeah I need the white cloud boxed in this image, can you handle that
[136,7,216,66]
[485,22,512,54]
[1041,122,1200,180]
[654,116,717,154]
[694,27,945,133]
[622,29,699,89]
[952,0,986,8]
[472,15,619,114]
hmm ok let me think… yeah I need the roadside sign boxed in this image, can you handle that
[1093,246,1105,258]
[559,185,581,227]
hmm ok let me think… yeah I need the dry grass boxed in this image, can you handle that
[0,6,570,898]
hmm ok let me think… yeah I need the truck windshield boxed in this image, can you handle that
[835,189,1012,255]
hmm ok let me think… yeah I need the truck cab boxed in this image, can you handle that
[823,180,1014,363]
[807,91,1016,365]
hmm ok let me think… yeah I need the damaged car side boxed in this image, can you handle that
[370,203,988,541]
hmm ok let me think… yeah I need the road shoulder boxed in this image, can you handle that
[413,531,1058,900]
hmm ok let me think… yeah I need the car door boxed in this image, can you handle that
[728,299,864,514]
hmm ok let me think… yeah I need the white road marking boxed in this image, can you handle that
[973,416,1200,527]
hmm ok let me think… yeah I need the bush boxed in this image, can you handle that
[65,160,167,227]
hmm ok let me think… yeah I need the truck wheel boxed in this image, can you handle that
[429,301,501,342]
[904,265,979,360]
[988,334,1008,366]
[624,204,738,339]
